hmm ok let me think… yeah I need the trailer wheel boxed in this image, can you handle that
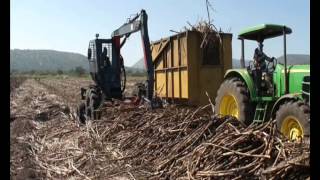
[215,78,253,125]
[276,101,310,141]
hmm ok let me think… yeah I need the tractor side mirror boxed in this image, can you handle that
[88,48,92,59]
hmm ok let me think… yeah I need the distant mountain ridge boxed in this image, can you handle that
[232,54,309,68]
[131,54,310,69]
[11,49,309,73]
[277,54,309,65]
[131,58,146,70]
[10,49,89,72]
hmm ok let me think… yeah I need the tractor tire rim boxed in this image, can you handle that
[219,94,239,119]
[281,116,303,141]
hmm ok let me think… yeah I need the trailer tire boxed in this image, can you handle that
[215,78,254,125]
[276,100,310,141]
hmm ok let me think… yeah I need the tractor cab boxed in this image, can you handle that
[87,34,124,99]
[238,24,292,96]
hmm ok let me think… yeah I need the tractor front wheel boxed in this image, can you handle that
[276,101,310,141]
[215,78,254,125]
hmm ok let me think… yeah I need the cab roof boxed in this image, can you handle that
[238,24,292,41]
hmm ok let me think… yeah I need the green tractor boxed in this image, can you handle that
[215,24,310,141]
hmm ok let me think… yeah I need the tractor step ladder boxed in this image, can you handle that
[253,102,268,123]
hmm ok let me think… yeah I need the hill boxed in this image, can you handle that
[10,49,89,72]
[11,49,308,73]
[277,54,309,65]
[232,54,310,68]
[128,54,309,69]
[131,58,146,70]
[232,59,251,68]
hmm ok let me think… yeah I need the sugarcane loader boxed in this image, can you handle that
[215,24,310,141]
[77,9,159,123]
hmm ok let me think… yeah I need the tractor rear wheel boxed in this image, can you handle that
[215,78,254,125]
[276,101,310,141]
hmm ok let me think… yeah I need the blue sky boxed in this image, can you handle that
[11,0,309,66]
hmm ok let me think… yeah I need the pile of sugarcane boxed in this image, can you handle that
[185,20,221,49]
[99,104,309,179]
[11,77,309,179]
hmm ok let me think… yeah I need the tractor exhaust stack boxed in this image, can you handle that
[240,38,245,68]
[283,26,288,94]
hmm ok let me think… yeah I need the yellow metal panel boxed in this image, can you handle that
[156,72,166,96]
[167,71,172,97]
[150,44,157,59]
[181,37,188,66]
[152,31,232,105]
[166,48,171,67]
[199,67,223,105]
[151,42,160,61]
[187,31,201,104]
[173,38,179,67]
[181,70,188,98]
[173,70,179,98]
[221,34,233,74]
[155,56,164,69]
[151,39,170,62]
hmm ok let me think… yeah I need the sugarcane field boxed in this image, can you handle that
[10,1,310,179]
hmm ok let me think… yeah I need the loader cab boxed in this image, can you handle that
[87,35,122,99]
[87,39,113,79]
[238,24,292,96]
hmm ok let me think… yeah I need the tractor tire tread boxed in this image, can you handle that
[276,100,310,138]
[215,77,253,125]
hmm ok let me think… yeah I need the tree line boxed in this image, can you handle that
[11,66,87,77]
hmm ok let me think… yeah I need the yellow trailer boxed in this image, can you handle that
[151,30,232,105]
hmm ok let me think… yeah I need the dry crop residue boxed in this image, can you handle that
[10,77,309,180]
[10,77,133,180]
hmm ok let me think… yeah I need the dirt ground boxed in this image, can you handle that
[10,77,136,179]
[10,76,309,180]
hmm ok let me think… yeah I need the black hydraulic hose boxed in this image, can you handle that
[121,65,126,93]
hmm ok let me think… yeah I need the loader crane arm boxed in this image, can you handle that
[77,9,159,123]
[111,9,154,100]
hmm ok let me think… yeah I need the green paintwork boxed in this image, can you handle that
[258,96,274,101]
[224,69,257,99]
[273,63,310,98]
[238,24,292,41]
[221,24,310,123]
[224,63,310,122]
[225,63,310,101]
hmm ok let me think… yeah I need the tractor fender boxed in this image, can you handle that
[224,69,257,100]
[270,94,301,119]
